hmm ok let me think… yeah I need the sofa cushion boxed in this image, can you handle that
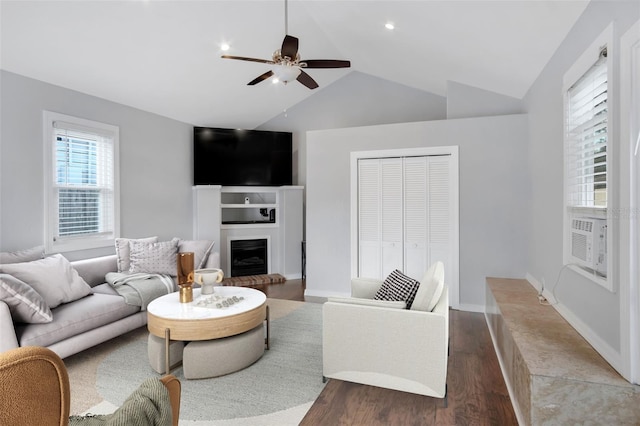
[15,293,140,347]
[328,296,407,309]
[0,254,93,309]
[129,238,179,276]
[0,246,44,264]
[179,239,214,269]
[373,269,420,309]
[411,261,445,312]
[115,236,158,273]
[0,274,52,323]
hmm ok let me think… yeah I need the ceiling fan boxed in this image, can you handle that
[221,0,350,89]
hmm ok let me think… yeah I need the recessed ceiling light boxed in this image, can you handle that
[385,22,395,30]
[272,78,280,84]
[220,43,230,51]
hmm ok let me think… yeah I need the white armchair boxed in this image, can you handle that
[322,262,448,398]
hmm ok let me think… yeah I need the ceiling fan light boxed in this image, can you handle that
[272,64,301,83]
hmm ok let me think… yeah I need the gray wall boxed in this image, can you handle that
[258,70,447,189]
[446,80,524,119]
[524,1,640,356]
[305,114,530,309]
[0,71,193,259]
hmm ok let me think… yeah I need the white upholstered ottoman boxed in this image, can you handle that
[182,324,265,379]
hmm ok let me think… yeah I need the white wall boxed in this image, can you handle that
[524,0,640,373]
[0,71,194,259]
[306,114,529,310]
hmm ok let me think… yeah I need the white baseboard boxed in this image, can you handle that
[304,289,350,299]
[283,273,302,280]
[456,303,485,313]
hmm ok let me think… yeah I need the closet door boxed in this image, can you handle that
[358,159,382,278]
[426,156,454,284]
[380,158,403,278]
[357,158,403,279]
[403,157,428,280]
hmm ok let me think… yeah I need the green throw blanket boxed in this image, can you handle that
[69,377,172,426]
[106,272,175,311]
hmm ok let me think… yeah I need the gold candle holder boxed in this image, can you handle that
[177,252,195,303]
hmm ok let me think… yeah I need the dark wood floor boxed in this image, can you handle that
[260,279,518,426]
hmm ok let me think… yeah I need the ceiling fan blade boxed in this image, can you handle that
[302,59,351,69]
[248,70,274,86]
[222,55,274,64]
[296,70,319,90]
[281,35,299,59]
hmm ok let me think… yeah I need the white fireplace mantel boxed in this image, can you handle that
[193,185,303,279]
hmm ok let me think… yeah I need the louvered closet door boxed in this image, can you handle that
[380,159,403,278]
[425,156,453,283]
[358,155,453,282]
[403,157,428,280]
[358,159,382,278]
[358,158,403,279]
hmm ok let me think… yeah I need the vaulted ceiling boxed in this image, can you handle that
[0,1,588,129]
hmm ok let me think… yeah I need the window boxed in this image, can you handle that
[562,25,613,289]
[565,48,608,208]
[43,111,119,253]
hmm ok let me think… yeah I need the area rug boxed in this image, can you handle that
[64,299,324,425]
[223,274,286,287]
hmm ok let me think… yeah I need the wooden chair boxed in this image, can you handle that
[0,346,180,426]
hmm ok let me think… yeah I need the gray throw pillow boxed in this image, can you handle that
[0,254,93,308]
[129,238,179,276]
[178,239,214,269]
[0,274,53,323]
[115,236,158,273]
[373,269,421,309]
[0,246,44,264]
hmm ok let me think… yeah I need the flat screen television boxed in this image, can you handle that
[193,127,292,186]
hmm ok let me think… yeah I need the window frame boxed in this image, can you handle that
[43,111,120,253]
[562,24,615,291]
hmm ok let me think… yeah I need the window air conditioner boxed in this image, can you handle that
[570,218,607,276]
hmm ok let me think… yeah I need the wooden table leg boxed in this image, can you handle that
[164,328,170,375]
[265,305,270,350]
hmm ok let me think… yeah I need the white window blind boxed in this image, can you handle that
[44,111,119,253]
[565,48,608,208]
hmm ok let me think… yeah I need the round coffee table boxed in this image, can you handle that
[147,286,269,377]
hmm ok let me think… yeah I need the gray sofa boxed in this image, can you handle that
[0,249,219,359]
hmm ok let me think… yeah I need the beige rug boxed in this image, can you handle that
[63,299,323,425]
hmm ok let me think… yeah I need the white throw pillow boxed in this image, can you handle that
[129,238,179,276]
[115,236,158,273]
[0,274,53,323]
[411,261,445,312]
[0,254,93,309]
[373,269,421,309]
[0,246,44,264]
[178,239,214,269]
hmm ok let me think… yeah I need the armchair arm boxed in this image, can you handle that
[0,301,19,352]
[160,374,181,426]
[351,277,384,299]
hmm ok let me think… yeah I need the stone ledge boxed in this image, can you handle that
[485,277,639,425]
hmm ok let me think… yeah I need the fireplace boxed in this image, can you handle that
[230,238,268,277]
